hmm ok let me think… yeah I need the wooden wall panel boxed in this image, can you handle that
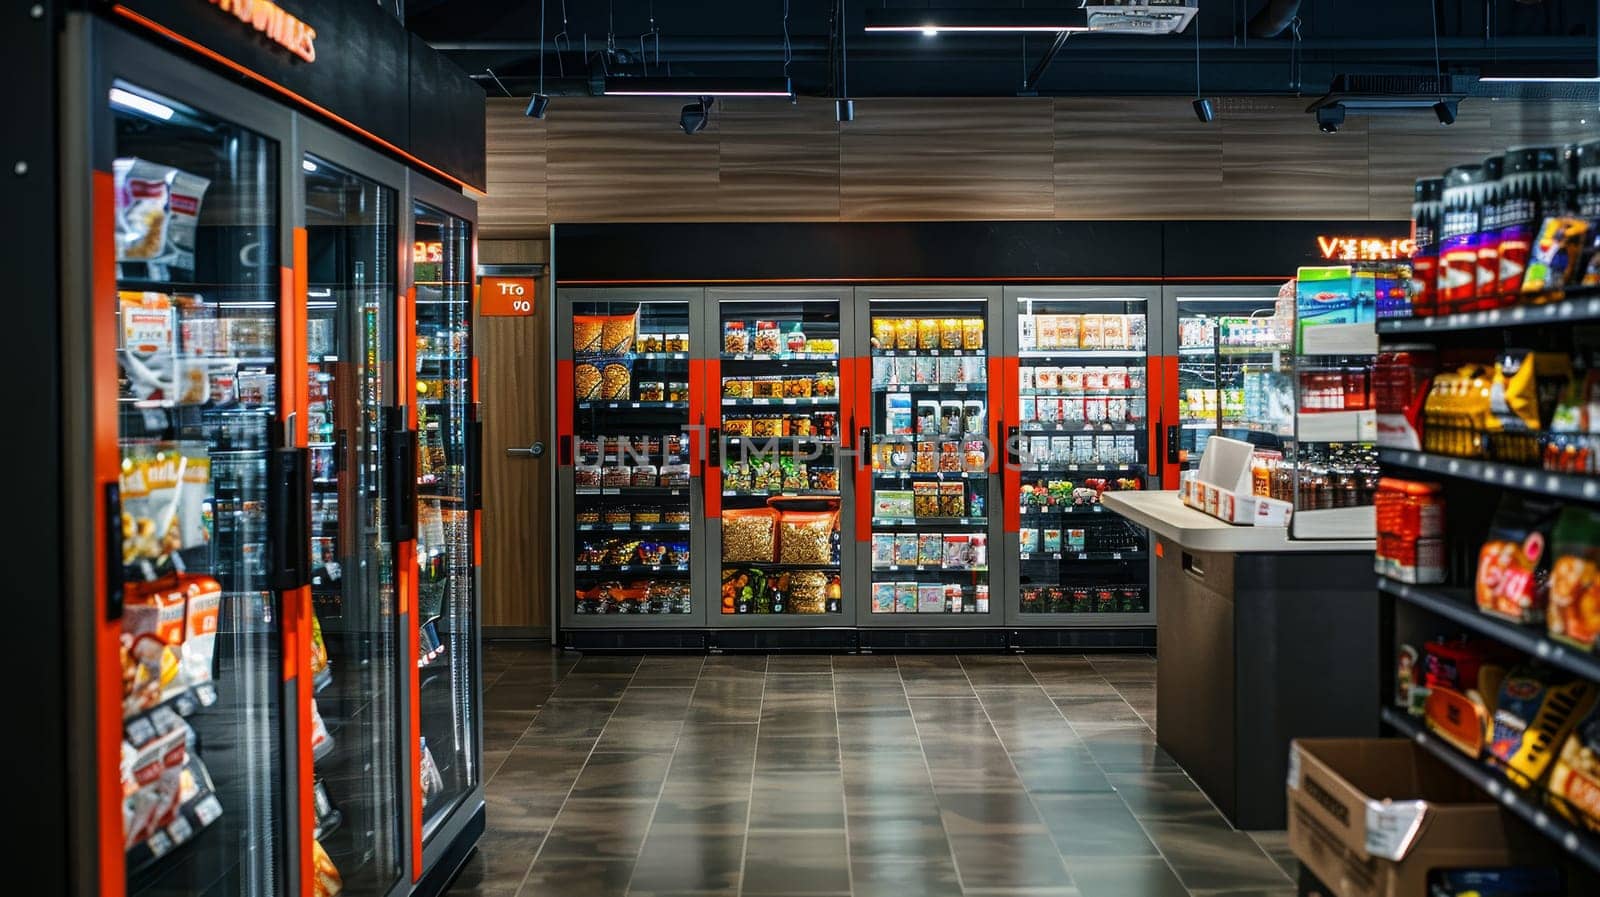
[480,101,547,239]
[1052,97,1223,218]
[478,96,1600,236]
[1219,97,1373,219]
[477,239,551,634]
[546,99,721,222]
[840,98,1056,220]
[718,97,841,219]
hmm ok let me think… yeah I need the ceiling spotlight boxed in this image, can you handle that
[1316,104,1345,133]
[1433,99,1457,125]
[922,27,939,37]
[1193,98,1215,123]
[680,97,712,135]
[836,99,855,122]
[526,94,550,119]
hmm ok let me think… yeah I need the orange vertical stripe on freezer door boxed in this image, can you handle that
[284,226,314,897]
[93,170,125,897]
[400,285,424,882]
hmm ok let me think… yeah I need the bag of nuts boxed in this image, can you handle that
[778,509,838,565]
[722,508,778,563]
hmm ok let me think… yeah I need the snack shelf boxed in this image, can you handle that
[725,561,841,571]
[1020,551,1148,562]
[1381,708,1600,874]
[872,565,989,573]
[1018,464,1145,474]
[122,684,218,742]
[872,516,988,527]
[1020,505,1119,516]
[723,436,838,447]
[873,471,989,481]
[1377,288,1600,334]
[871,348,984,358]
[576,564,691,574]
[634,352,691,360]
[575,487,691,496]
[722,489,841,498]
[1378,449,1600,505]
[1379,577,1600,684]
[873,384,986,394]
[1018,349,1145,359]
[578,523,691,532]
[1020,425,1144,435]
[1020,388,1145,398]
[722,397,839,407]
[723,352,837,362]
[577,401,689,411]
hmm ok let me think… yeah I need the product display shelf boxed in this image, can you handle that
[1379,577,1600,684]
[1378,287,1600,334]
[1378,448,1600,504]
[1020,550,1148,562]
[1382,708,1600,873]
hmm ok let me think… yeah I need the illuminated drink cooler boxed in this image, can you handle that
[1102,490,1378,828]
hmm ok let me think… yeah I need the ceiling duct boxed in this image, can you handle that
[1248,0,1303,39]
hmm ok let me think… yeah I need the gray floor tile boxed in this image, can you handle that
[449,827,543,897]
[756,734,841,773]
[523,699,617,740]
[568,751,673,800]
[766,655,836,673]
[1052,695,1148,727]
[750,772,847,830]
[538,798,656,859]
[519,859,634,897]
[569,655,644,676]
[1142,821,1294,892]
[947,832,1075,890]
[630,832,745,892]
[850,857,963,897]
[936,788,1047,835]
[1065,856,1190,897]
[742,830,852,894]
[1108,771,1231,826]
[845,811,953,863]
[1034,793,1161,857]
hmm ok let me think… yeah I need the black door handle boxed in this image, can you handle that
[269,445,312,590]
[105,482,124,621]
[466,409,484,511]
[1006,425,1020,468]
[386,416,418,543]
[707,428,721,468]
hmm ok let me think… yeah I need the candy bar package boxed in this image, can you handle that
[894,581,917,613]
[1476,495,1560,623]
[1550,507,1600,652]
[114,157,211,280]
[871,533,895,568]
[1523,217,1592,299]
[871,582,896,613]
[1487,663,1598,789]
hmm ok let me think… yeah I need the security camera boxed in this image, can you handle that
[1316,105,1345,134]
[1433,99,1457,125]
[679,96,711,134]
[526,94,550,119]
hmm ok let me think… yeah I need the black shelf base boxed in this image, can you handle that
[560,627,1157,654]
[413,802,486,897]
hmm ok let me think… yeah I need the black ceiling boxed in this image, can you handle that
[407,1,1600,99]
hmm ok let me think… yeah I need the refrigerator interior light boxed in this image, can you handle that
[863,8,1089,33]
[303,159,320,172]
[109,87,174,121]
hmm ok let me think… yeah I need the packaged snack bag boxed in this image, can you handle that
[917,533,943,566]
[871,533,895,568]
[778,508,837,565]
[1487,664,1598,789]
[1549,507,1600,651]
[312,839,344,897]
[1548,705,1600,833]
[894,533,919,567]
[1476,495,1560,623]
[722,508,778,563]
[310,697,335,761]
[1523,217,1592,299]
[894,581,917,613]
[114,157,210,278]
[871,583,896,613]
[120,291,177,405]
[941,534,971,569]
[917,583,945,613]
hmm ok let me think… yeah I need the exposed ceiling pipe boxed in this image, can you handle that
[1247,0,1302,39]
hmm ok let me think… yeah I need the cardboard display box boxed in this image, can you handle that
[1287,739,1552,897]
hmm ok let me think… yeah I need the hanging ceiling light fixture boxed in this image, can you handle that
[863,7,1090,35]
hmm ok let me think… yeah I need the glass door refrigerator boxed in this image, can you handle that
[68,26,296,897]
[1168,285,1295,468]
[407,179,484,865]
[856,288,1003,625]
[299,124,408,897]
[708,289,852,625]
[1001,288,1160,629]
[557,289,706,631]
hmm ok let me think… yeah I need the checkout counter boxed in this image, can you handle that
[1100,490,1378,830]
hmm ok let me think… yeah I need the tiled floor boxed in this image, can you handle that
[448,646,1297,897]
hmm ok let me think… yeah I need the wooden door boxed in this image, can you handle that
[478,239,551,636]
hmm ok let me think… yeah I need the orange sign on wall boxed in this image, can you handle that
[208,0,317,63]
[480,276,537,316]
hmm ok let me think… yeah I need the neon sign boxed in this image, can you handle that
[1317,235,1416,261]
[208,0,317,64]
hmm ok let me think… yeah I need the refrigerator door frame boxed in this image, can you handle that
[297,114,415,897]
[1000,284,1163,630]
[704,286,856,629]
[556,287,710,630]
[853,285,1005,629]
[405,172,486,868]
[1162,283,1291,473]
[63,15,301,897]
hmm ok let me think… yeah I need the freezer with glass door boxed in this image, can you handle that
[65,23,298,897]
[1168,286,1294,468]
[1002,288,1160,630]
[299,123,410,897]
[558,289,707,630]
[407,177,485,870]
[708,289,852,626]
[857,288,1003,627]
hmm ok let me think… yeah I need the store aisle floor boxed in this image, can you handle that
[447,647,1297,897]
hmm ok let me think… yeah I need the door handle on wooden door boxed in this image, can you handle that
[506,442,546,458]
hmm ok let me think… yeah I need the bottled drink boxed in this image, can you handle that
[1411,178,1444,317]
[1438,164,1483,314]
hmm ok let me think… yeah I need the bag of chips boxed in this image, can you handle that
[1548,705,1600,833]
[113,157,210,279]
[1476,495,1560,623]
[1487,663,1598,789]
[1550,508,1600,651]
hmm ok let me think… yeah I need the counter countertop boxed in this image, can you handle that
[1100,491,1375,554]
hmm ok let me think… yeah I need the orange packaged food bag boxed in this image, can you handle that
[778,508,839,565]
[722,507,778,563]
[1550,508,1600,651]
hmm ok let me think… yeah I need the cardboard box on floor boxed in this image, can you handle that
[1286,738,1553,897]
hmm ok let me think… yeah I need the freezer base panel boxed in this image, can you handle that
[1007,627,1156,651]
[857,629,1008,651]
[413,801,485,897]
[559,627,1157,653]
[563,629,711,652]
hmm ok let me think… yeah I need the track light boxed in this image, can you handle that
[836,99,855,122]
[1193,98,1214,123]
[1316,105,1345,133]
[680,97,711,135]
[1432,99,1457,125]
[526,94,550,119]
